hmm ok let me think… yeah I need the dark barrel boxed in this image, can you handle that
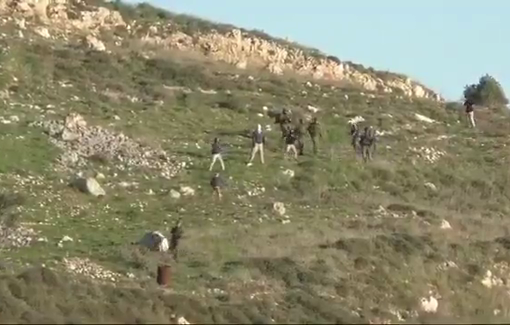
[157,264,171,286]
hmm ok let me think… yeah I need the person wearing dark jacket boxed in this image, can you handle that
[209,137,225,171]
[307,117,323,154]
[284,129,299,159]
[464,99,476,128]
[294,119,305,155]
[210,173,224,200]
[170,218,183,262]
[350,123,360,152]
[359,126,376,162]
[247,124,265,166]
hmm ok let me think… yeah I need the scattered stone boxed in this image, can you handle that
[95,172,106,180]
[57,235,73,247]
[179,186,195,196]
[440,219,452,229]
[348,116,365,125]
[170,189,181,199]
[307,105,320,113]
[420,296,438,313]
[30,113,187,178]
[424,182,437,191]
[414,113,436,124]
[437,260,458,271]
[481,270,503,288]
[410,146,445,164]
[282,169,295,178]
[63,257,122,282]
[34,27,50,38]
[85,34,106,51]
[0,224,37,248]
[272,202,286,216]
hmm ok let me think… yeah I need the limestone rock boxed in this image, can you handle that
[138,231,169,252]
[72,177,106,197]
[170,189,181,199]
[85,34,106,52]
[272,202,286,216]
[420,296,438,313]
[179,186,195,196]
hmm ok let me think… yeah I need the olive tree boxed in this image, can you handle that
[463,74,508,107]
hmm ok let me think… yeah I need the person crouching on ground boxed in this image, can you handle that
[247,124,265,166]
[210,173,224,200]
[209,137,225,171]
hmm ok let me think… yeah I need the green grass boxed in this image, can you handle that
[1,1,510,323]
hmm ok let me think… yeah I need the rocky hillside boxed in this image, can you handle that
[1,0,510,324]
[0,0,441,100]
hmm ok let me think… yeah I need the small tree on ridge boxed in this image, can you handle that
[463,74,508,107]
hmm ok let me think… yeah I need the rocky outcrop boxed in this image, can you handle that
[0,0,442,100]
[0,0,125,33]
[139,27,441,100]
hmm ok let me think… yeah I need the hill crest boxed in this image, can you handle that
[0,0,443,101]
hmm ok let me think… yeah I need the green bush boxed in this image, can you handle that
[463,74,508,107]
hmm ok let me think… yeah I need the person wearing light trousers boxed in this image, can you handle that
[209,137,225,171]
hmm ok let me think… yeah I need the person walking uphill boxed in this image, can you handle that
[464,98,476,128]
[307,117,323,154]
[247,124,265,166]
[209,137,225,171]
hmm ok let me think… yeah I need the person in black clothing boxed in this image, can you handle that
[284,129,299,159]
[294,119,306,155]
[279,108,292,124]
[210,173,224,200]
[279,123,291,149]
[464,99,476,128]
[248,124,265,165]
[209,137,225,171]
[170,218,183,262]
[276,109,292,148]
[359,126,376,162]
[307,117,323,154]
[350,123,360,152]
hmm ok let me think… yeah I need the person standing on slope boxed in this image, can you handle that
[209,137,225,171]
[247,124,265,166]
[284,129,299,160]
[294,118,306,156]
[464,98,476,128]
[307,117,323,154]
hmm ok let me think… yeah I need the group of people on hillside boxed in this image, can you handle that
[207,107,378,200]
[208,98,478,200]
[244,108,323,165]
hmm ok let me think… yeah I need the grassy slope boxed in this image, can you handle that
[1,2,510,323]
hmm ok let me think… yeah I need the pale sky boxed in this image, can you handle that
[125,0,509,100]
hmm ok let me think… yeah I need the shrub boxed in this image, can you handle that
[463,74,508,107]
